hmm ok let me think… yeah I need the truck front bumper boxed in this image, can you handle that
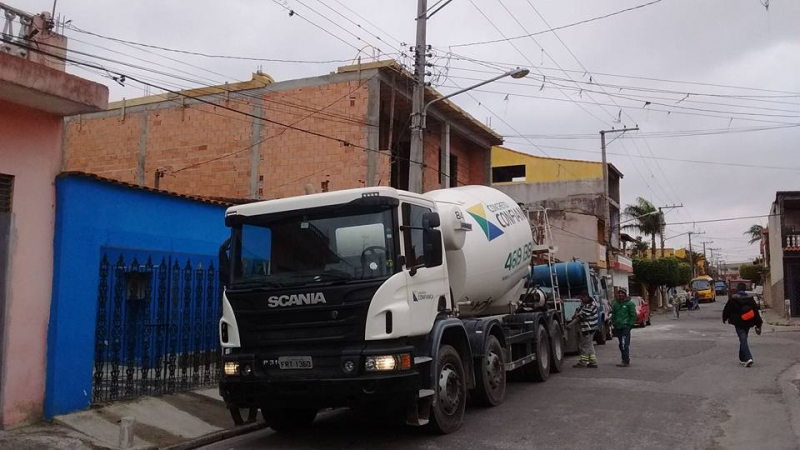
[219,341,422,411]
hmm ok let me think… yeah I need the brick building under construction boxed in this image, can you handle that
[63,60,503,199]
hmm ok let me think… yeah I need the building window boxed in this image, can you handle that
[0,174,12,213]
[492,165,526,183]
[450,154,459,188]
[402,203,432,267]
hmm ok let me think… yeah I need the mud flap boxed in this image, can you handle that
[230,407,259,426]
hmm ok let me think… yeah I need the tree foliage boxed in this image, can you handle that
[744,224,765,244]
[633,257,693,305]
[739,263,764,284]
[623,198,664,260]
[631,237,649,258]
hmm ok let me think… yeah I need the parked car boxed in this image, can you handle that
[714,281,727,296]
[630,296,651,327]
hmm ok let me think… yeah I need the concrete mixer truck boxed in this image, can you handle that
[217,185,568,435]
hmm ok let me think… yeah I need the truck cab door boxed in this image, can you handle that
[399,202,448,337]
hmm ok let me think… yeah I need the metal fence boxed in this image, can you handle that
[92,254,222,404]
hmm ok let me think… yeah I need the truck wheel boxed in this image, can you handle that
[428,345,467,434]
[472,335,506,407]
[595,321,607,345]
[262,408,317,432]
[523,323,550,382]
[549,323,564,374]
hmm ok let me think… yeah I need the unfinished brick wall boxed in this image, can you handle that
[65,80,371,199]
[64,76,491,199]
[259,80,371,198]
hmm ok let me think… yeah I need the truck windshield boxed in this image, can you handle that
[229,206,396,289]
[691,279,711,291]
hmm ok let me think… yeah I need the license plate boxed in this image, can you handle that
[278,356,313,370]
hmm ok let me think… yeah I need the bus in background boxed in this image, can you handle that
[690,275,716,303]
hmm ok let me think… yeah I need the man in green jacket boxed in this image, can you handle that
[611,289,638,367]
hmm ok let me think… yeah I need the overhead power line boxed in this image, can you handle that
[65,24,355,64]
[12,38,467,190]
[503,139,800,172]
[439,56,800,98]
[36,37,376,128]
[664,214,778,226]
[450,0,663,48]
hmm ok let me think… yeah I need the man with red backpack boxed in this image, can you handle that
[722,283,763,367]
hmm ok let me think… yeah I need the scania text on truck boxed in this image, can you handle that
[218,185,566,434]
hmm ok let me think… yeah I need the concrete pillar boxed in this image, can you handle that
[441,122,450,189]
[365,77,381,187]
[137,112,148,186]
[249,99,263,199]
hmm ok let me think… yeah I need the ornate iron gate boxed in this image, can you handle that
[92,254,221,404]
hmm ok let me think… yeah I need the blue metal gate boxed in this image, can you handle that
[92,254,221,404]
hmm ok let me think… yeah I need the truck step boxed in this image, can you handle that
[418,389,435,398]
[414,356,433,365]
[505,354,536,372]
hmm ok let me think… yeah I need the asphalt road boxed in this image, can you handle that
[203,298,800,450]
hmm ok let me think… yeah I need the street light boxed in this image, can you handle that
[421,67,529,130]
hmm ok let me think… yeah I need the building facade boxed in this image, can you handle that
[490,146,631,295]
[0,4,108,427]
[765,192,800,317]
[63,61,502,199]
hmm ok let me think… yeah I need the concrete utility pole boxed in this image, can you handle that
[600,127,638,282]
[687,231,705,277]
[700,240,713,275]
[658,204,683,258]
[408,0,428,194]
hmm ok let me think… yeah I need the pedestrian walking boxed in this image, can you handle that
[573,290,599,368]
[669,287,680,319]
[611,289,637,367]
[722,283,763,367]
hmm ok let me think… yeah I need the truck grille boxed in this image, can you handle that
[227,282,379,347]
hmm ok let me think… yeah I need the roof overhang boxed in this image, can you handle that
[0,52,108,116]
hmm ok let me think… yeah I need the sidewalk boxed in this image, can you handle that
[762,308,800,332]
[0,388,264,450]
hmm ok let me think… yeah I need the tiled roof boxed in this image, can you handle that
[58,172,254,207]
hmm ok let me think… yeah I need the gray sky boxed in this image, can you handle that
[25,0,800,263]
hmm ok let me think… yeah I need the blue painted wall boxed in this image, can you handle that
[45,175,230,418]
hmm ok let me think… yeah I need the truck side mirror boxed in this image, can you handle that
[218,238,231,288]
[423,229,443,268]
[423,212,441,229]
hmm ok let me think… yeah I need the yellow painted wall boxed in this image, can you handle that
[492,146,603,184]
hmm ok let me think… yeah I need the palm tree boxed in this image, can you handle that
[623,197,664,260]
[631,237,649,258]
[744,224,765,244]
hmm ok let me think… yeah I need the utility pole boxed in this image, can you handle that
[687,231,705,277]
[658,204,682,258]
[600,127,638,290]
[709,247,722,278]
[408,0,428,194]
[700,240,713,275]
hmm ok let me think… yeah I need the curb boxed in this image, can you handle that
[160,422,267,450]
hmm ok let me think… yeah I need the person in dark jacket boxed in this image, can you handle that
[722,283,763,367]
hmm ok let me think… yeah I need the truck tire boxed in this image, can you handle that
[472,335,506,407]
[261,408,317,432]
[595,320,607,345]
[523,323,550,382]
[428,345,467,434]
[549,322,564,374]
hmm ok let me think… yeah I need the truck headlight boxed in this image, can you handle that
[364,353,412,372]
[224,362,239,376]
